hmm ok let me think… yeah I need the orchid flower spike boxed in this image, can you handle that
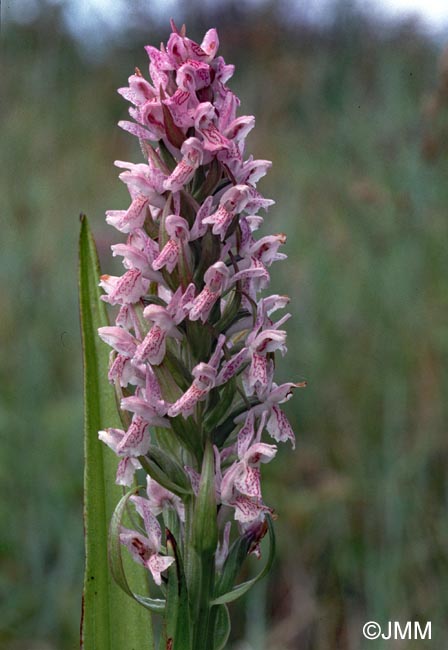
[95,21,302,646]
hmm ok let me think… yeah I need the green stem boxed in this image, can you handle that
[186,437,218,648]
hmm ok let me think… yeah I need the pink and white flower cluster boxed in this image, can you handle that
[98,21,300,583]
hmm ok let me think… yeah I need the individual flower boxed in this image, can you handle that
[120,500,174,585]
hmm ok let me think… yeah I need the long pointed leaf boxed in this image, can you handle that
[79,215,153,649]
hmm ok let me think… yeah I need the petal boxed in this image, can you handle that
[224,115,255,142]
[118,120,159,142]
[220,462,244,504]
[200,28,219,61]
[147,553,175,586]
[202,205,233,240]
[120,395,169,426]
[248,352,268,389]
[188,286,218,322]
[98,326,137,357]
[134,325,167,365]
[116,457,142,486]
[168,383,207,418]
[267,405,296,448]
[100,269,148,305]
[237,411,255,457]
[217,348,248,385]
[152,239,179,273]
[131,497,162,551]
[120,529,150,566]
[244,442,277,465]
[163,160,195,192]
[232,496,270,523]
[106,194,148,233]
[234,466,262,498]
[116,416,150,456]
[98,427,124,454]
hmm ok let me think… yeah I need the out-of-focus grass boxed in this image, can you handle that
[1,6,448,649]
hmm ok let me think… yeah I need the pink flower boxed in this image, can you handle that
[219,412,276,522]
[168,336,225,417]
[98,326,137,357]
[99,270,148,305]
[120,500,174,585]
[163,137,204,192]
[139,475,185,522]
[195,102,231,152]
[152,215,190,273]
[245,381,305,449]
[217,324,288,395]
[188,262,229,322]
[134,286,192,365]
[98,415,150,486]
[202,184,250,240]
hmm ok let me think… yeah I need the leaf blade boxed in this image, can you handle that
[79,215,153,650]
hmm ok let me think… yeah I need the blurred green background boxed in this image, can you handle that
[2,1,448,648]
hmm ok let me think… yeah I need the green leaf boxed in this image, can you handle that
[139,451,192,498]
[204,603,230,650]
[79,215,154,649]
[213,605,231,650]
[146,445,192,493]
[211,516,276,606]
[164,530,192,650]
[192,440,218,555]
[108,488,166,614]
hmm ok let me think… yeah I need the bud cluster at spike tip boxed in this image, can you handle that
[98,20,303,585]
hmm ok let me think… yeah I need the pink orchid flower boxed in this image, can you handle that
[120,501,174,585]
